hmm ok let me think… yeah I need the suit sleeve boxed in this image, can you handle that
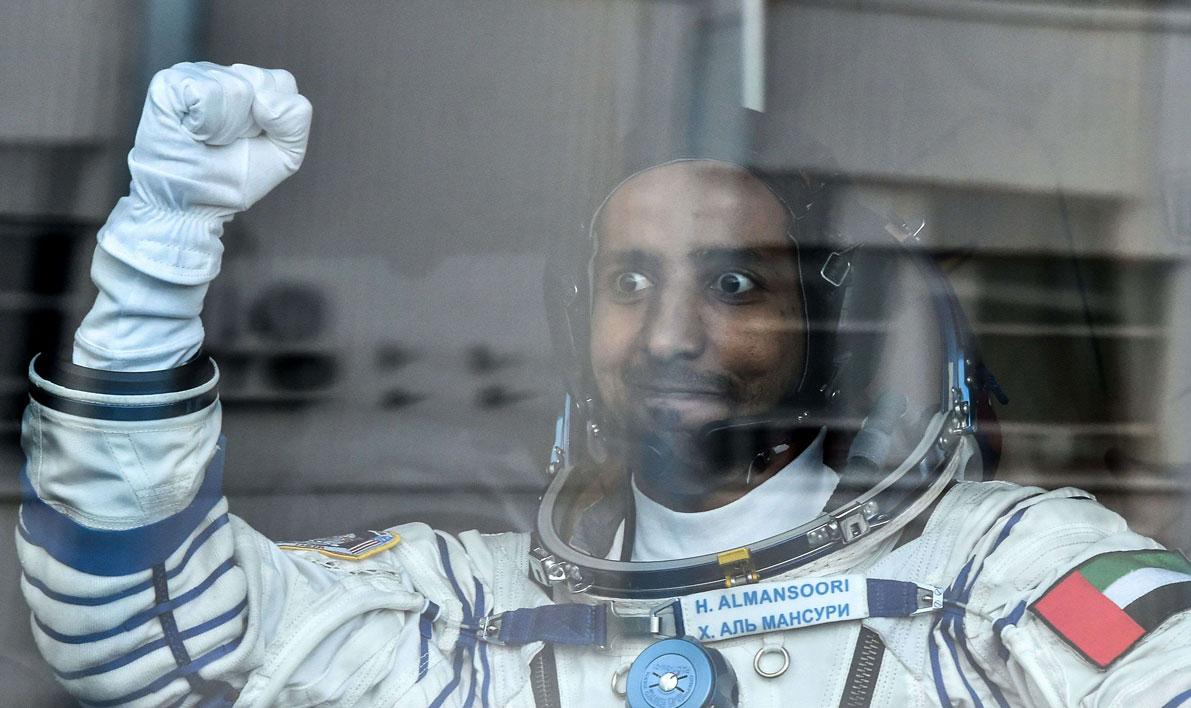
[13,355,482,708]
[935,491,1191,708]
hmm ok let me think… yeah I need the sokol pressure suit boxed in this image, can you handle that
[15,62,1191,708]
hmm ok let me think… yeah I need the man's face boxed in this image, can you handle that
[590,161,806,456]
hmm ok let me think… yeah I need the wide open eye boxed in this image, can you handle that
[711,271,757,295]
[615,272,653,294]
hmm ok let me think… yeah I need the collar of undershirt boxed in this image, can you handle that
[627,428,839,562]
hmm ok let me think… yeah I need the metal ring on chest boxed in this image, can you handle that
[753,645,790,679]
[611,663,631,697]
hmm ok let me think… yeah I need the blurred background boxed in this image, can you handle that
[5,0,1191,703]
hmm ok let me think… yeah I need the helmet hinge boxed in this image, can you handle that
[717,547,760,587]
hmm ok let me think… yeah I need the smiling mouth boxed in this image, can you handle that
[634,385,725,397]
[623,366,735,400]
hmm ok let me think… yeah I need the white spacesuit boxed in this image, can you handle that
[15,63,1191,708]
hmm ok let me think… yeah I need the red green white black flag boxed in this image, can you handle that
[1030,550,1191,668]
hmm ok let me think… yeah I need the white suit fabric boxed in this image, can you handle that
[15,374,1191,708]
[627,429,839,562]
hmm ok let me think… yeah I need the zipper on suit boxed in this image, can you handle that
[530,645,562,708]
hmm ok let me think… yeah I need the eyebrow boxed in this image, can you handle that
[689,247,767,267]
[595,249,660,270]
[595,246,791,270]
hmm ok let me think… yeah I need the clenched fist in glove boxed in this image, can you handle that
[74,62,312,370]
[102,61,311,284]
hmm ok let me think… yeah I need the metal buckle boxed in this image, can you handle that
[478,604,663,649]
[647,601,681,639]
[824,500,882,546]
[602,606,665,650]
[911,584,945,615]
[528,546,567,587]
[836,506,870,544]
[718,547,760,587]
[475,613,507,645]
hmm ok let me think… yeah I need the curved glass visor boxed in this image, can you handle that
[535,228,983,599]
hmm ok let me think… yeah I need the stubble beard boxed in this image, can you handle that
[613,394,759,509]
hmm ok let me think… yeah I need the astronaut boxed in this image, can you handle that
[14,62,1191,708]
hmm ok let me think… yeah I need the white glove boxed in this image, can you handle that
[98,61,312,285]
[74,62,311,371]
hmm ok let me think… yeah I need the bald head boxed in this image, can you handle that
[595,160,791,247]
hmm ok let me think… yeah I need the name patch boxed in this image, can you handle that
[278,529,401,561]
[678,573,867,641]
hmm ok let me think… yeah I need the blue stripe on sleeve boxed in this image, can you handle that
[952,620,1010,708]
[1164,687,1191,708]
[473,578,489,708]
[435,535,473,623]
[53,599,247,680]
[940,616,986,708]
[152,563,196,689]
[957,507,1029,601]
[429,534,476,708]
[22,514,230,607]
[479,642,491,708]
[993,601,1028,661]
[427,647,467,708]
[928,616,954,707]
[930,499,1038,708]
[18,438,227,577]
[77,631,245,708]
[459,578,486,708]
[34,558,235,644]
[417,601,439,682]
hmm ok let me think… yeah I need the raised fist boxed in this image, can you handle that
[130,62,311,213]
[98,62,312,285]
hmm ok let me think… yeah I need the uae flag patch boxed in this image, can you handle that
[1030,550,1191,668]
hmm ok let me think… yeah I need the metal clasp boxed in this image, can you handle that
[528,546,568,587]
[911,584,945,615]
[475,613,506,644]
[528,546,591,592]
[808,500,883,550]
[531,545,590,588]
[836,506,869,544]
[647,601,681,639]
[603,605,670,650]
[718,547,760,587]
[837,500,883,545]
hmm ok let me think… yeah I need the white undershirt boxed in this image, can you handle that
[610,429,838,562]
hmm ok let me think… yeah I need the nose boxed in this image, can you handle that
[643,285,706,361]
